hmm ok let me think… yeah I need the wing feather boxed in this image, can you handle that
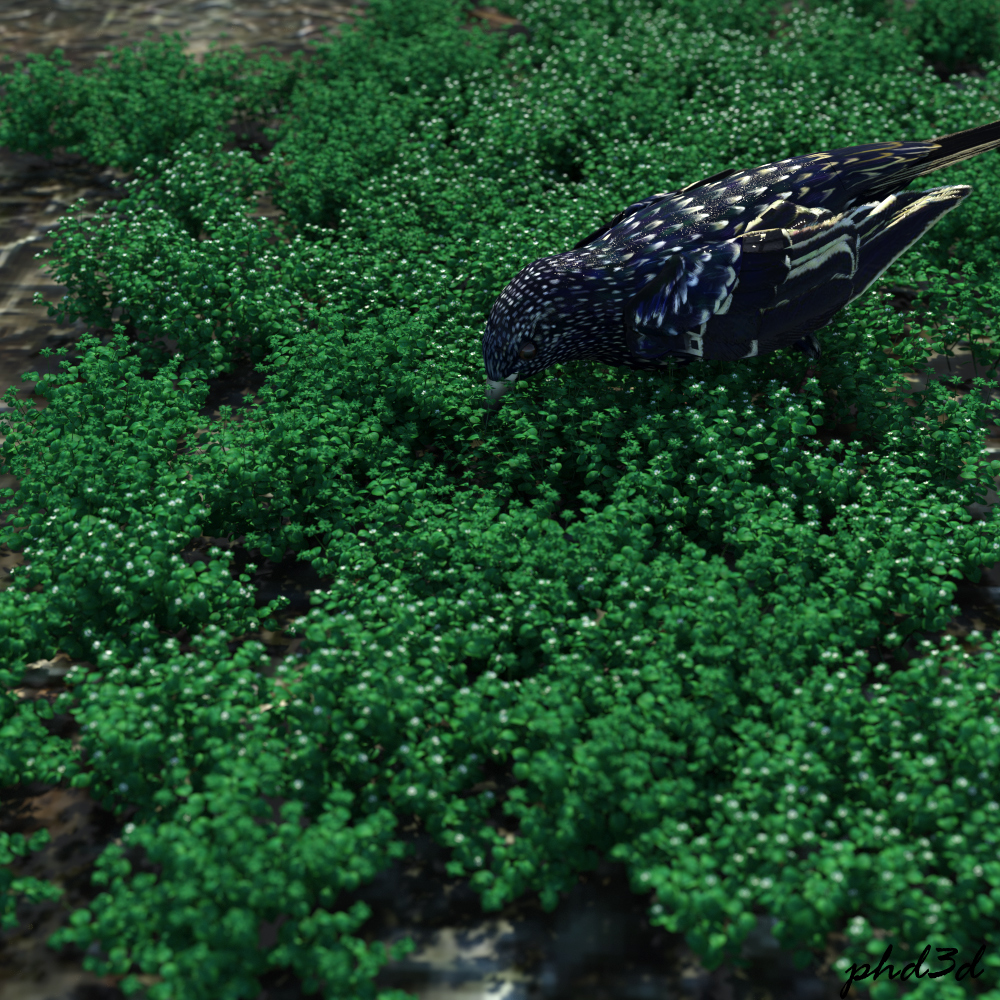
[624,242,741,359]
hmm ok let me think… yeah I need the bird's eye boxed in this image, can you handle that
[518,341,538,360]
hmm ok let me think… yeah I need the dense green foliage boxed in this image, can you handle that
[888,0,1000,74]
[3,1,1000,997]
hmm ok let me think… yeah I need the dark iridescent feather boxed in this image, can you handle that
[483,118,1000,396]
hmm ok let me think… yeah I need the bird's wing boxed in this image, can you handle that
[625,214,865,363]
[746,218,860,357]
[745,187,971,354]
[624,240,743,360]
[848,185,970,299]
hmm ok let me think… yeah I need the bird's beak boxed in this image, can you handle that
[485,373,518,401]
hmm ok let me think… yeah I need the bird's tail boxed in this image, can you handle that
[849,185,971,301]
[921,118,1000,177]
[876,118,1000,194]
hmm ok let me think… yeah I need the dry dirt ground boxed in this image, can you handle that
[0,4,998,999]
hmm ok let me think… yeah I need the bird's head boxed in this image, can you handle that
[482,258,582,396]
[482,301,560,382]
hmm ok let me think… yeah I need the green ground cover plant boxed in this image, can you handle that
[3,0,1000,997]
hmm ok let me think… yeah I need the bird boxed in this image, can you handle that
[482,118,1000,402]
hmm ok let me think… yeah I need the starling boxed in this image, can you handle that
[483,118,1000,401]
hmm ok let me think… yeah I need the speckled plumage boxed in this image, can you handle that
[483,118,1000,395]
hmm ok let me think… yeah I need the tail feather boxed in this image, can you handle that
[873,119,1000,195]
[922,118,1000,176]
